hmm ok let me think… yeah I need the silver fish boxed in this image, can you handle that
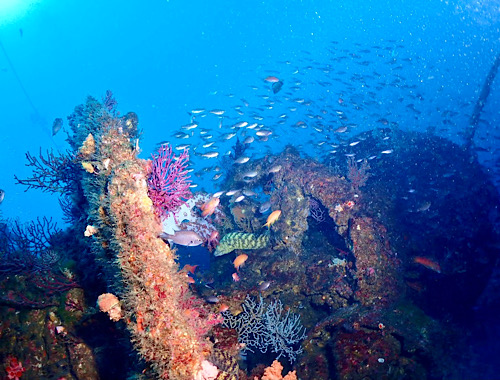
[268,165,282,174]
[205,296,220,303]
[201,152,219,159]
[256,129,272,137]
[181,123,198,130]
[243,170,259,178]
[235,156,250,164]
[242,189,257,197]
[210,109,225,115]
[259,201,271,213]
[160,230,204,246]
[232,121,248,129]
[258,281,271,291]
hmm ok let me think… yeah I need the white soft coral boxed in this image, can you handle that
[194,360,219,380]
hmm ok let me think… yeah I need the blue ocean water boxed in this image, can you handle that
[1,0,498,224]
[1,1,500,379]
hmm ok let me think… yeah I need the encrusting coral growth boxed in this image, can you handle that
[103,129,220,378]
[69,98,221,379]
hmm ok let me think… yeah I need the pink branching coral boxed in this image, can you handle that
[147,143,192,218]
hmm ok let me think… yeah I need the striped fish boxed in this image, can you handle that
[214,231,270,256]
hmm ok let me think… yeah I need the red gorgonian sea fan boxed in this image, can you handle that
[147,143,192,219]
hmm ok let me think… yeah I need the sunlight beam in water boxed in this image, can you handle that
[0,0,43,26]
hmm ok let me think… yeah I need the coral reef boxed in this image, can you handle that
[247,146,401,308]
[12,96,223,379]
[8,94,500,380]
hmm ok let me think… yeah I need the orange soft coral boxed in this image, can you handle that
[256,360,297,380]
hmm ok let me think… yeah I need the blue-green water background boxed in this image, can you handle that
[0,0,499,225]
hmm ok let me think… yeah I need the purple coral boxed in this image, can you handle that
[147,143,192,218]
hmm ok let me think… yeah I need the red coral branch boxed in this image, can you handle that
[147,144,192,218]
[347,157,370,191]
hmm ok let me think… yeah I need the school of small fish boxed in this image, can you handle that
[153,38,491,306]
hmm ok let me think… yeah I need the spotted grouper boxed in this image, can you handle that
[214,231,270,256]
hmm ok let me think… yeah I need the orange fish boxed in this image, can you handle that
[218,303,229,313]
[182,264,198,274]
[413,256,441,273]
[232,272,240,282]
[264,76,280,83]
[406,280,425,293]
[233,254,248,271]
[201,197,220,217]
[263,210,281,228]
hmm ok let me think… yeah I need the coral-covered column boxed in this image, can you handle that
[98,128,216,379]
